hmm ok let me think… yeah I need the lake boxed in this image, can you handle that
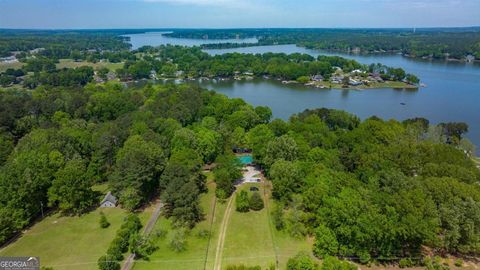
[123,32,258,50]
[127,33,480,154]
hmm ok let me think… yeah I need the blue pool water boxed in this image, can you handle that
[238,155,253,165]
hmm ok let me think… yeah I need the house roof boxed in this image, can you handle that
[101,191,118,205]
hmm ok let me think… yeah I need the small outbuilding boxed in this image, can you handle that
[100,191,118,208]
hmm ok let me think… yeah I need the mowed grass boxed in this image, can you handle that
[133,172,224,270]
[221,182,276,269]
[56,59,124,71]
[0,61,23,72]
[0,208,127,270]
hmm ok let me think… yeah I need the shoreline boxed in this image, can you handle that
[125,76,419,91]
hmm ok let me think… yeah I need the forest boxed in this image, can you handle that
[1,44,419,88]
[0,78,478,268]
[166,28,480,61]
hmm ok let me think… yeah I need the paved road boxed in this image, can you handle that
[121,200,164,270]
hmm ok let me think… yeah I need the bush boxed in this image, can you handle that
[236,190,250,212]
[287,252,318,270]
[169,228,187,252]
[129,232,158,259]
[99,212,110,228]
[399,258,414,268]
[271,204,285,230]
[313,225,338,259]
[249,192,264,211]
[423,256,451,270]
[321,256,357,270]
[358,250,371,265]
[98,255,121,270]
[153,228,168,239]
[196,229,210,239]
[454,259,463,267]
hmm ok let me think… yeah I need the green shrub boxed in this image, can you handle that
[249,192,264,211]
[313,225,338,258]
[99,212,110,228]
[98,255,120,270]
[271,204,285,230]
[153,228,168,239]
[196,229,210,239]
[399,258,414,268]
[321,256,357,270]
[236,190,250,212]
[169,228,187,252]
[454,259,463,267]
[287,252,318,270]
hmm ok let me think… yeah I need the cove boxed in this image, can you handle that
[126,33,480,154]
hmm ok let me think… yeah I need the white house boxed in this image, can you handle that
[100,191,118,208]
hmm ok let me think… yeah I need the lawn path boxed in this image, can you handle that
[122,200,164,270]
[213,193,235,270]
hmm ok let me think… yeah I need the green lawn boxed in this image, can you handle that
[0,61,22,72]
[133,173,225,270]
[221,182,276,269]
[0,208,127,270]
[56,59,124,71]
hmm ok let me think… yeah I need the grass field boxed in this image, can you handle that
[0,61,22,72]
[221,182,277,269]
[56,59,124,71]
[132,172,313,270]
[0,59,123,73]
[133,173,224,270]
[0,208,128,270]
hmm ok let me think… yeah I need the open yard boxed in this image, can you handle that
[0,208,128,270]
[133,173,225,270]
[0,61,22,72]
[221,182,277,269]
[132,172,314,270]
[56,59,124,71]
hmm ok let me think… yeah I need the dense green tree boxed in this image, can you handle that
[249,192,264,211]
[48,159,97,214]
[287,252,318,270]
[236,190,250,212]
[313,225,339,258]
[110,135,165,210]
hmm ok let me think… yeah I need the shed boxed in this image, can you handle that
[100,191,118,208]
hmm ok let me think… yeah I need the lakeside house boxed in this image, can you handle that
[331,75,344,84]
[349,78,362,86]
[100,191,118,208]
[0,56,18,63]
[311,74,324,81]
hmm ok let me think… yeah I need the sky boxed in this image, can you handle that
[0,0,479,29]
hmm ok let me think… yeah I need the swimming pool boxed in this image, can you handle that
[238,155,253,165]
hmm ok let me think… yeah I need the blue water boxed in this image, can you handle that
[126,33,480,154]
[123,32,258,50]
[238,155,253,165]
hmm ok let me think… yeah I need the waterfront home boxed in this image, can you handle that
[349,78,362,86]
[466,55,475,63]
[311,74,324,81]
[0,56,18,63]
[29,48,45,54]
[150,70,158,80]
[331,75,344,84]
